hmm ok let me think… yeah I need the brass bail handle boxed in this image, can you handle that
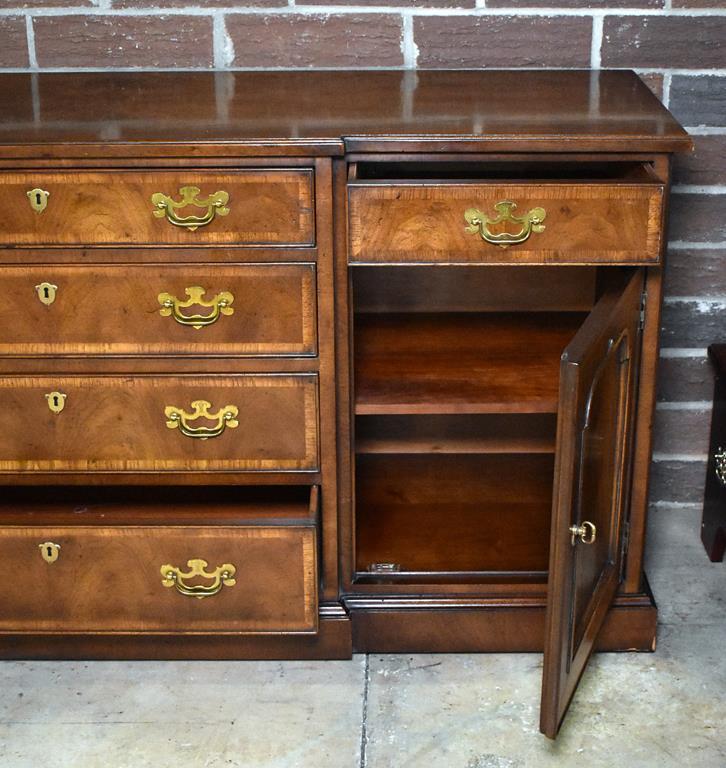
[151,186,230,231]
[464,200,546,249]
[569,521,597,545]
[164,400,239,440]
[157,286,235,330]
[160,559,237,599]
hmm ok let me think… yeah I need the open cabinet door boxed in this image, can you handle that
[540,268,645,738]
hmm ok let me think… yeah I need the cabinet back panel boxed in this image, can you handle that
[354,312,585,415]
[353,266,596,314]
[355,453,554,574]
[355,414,557,455]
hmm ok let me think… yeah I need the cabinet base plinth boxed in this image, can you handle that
[0,617,352,661]
[349,589,657,654]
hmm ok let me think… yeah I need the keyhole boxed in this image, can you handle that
[43,286,50,299]
[36,192,42,207]
[46,545,53,558]
[52,395,59,407]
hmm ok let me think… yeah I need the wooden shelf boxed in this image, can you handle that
[355,414,556,455]
[354,312,585,415]
[355,453,554,574]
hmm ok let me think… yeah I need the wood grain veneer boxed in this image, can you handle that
[0,169,315,247]
[0,374,319,473]
[349,178,664,264]
[354,312,586,415]
[0,263,317,357]
[0,524,317,633]
[355,453,554,575]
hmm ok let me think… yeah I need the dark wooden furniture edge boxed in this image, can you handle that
[0,613,352,661]
[347,583,657,653]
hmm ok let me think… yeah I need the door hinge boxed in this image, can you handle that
[638,291,647,331]
[619,520,631,581]
[367,562,401,574]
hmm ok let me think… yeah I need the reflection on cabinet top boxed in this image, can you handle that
[0,70,692,157]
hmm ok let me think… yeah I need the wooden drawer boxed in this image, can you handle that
[348,169,665,264]
[0,169,315,247]
[0,487,318,633]
[0,374,319,474]
[0,263,316,357]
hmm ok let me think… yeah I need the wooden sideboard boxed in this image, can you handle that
[0,70,692,737]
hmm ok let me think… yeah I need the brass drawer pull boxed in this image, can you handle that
[151,186,230,231]
[160,558,236,599]
[714,447,726,486]
[569,521,597,545]
[157,286,234,330]
[464,201,546,249]
[164,399,239,440]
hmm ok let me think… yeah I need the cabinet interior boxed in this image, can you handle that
[352,265,631,586]
[351,159,658,183]
[0,485,317,526]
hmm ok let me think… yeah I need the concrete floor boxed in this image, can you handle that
[1,505,724,768]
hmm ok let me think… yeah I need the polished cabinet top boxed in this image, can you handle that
[0,70,691,157]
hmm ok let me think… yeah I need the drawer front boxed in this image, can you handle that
[0,170,315,247]
[0,375,319,473]
[0,525,317,633]
[348,183,664,264]
[0,264,317,357]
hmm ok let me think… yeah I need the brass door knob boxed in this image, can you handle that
[569,521,597,545]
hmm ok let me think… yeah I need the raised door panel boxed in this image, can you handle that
[0,374,319,473]
[540,269,643,738]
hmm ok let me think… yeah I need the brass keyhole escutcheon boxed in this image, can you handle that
[27,188,50,214]
[569,521,597,545]
[45,391,67,414]
[35,282,58,306]
[39,542,61,564]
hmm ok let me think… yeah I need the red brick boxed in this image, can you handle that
[661,299,726,349]
[649,459,706,504]
[490,0,661,6]
[669,193,726,244]
[307,0,471,5]
[602,16,726,69]
[0,16,29,68]
[415,16,591,68]
[114,0,281,6]
[226,14,403,69]
[673,136,726,186]
[638,72,664,100]
[10,0,92,6]
[653,407,711,456]
[665,249,726,297]
[657,355,713,402]
[670,76,726,128]
[33,15,213,69]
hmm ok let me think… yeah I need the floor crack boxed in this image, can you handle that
[359,654,370,768]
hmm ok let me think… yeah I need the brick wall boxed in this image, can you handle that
[0,3,724,511]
